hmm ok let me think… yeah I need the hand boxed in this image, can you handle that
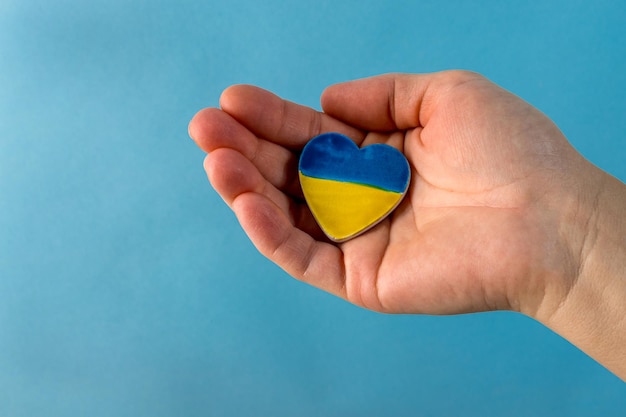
[189,70,588,315]
[189,71,626,378]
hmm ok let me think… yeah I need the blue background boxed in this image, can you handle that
[1,0,625,415]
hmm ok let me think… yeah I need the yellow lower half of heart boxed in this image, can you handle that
[299,174,403,241]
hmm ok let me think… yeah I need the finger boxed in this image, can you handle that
[219,85,365,148]
[189,107,256,157]
[189,108,303,198]
[207,146,346,295]
[233,191,347,298]
[320,70,484,131]
[204,148,326,240]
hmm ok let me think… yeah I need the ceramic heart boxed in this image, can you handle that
[298,132,411,242]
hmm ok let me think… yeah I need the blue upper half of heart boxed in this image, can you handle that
[299,133,410,193]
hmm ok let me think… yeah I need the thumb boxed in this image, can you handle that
[320,71,481,132]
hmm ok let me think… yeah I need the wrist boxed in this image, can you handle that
[537,166,626,379]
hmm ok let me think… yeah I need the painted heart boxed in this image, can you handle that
[298,132,411,242]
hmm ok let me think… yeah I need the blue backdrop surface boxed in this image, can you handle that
[1,0,625,416]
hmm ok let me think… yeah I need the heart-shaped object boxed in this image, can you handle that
[299,132,411,242]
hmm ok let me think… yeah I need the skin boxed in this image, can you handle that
[188,71,626,380]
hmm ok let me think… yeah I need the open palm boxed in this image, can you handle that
[189,71,584,318]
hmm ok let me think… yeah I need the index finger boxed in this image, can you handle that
[219,85,365,148]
